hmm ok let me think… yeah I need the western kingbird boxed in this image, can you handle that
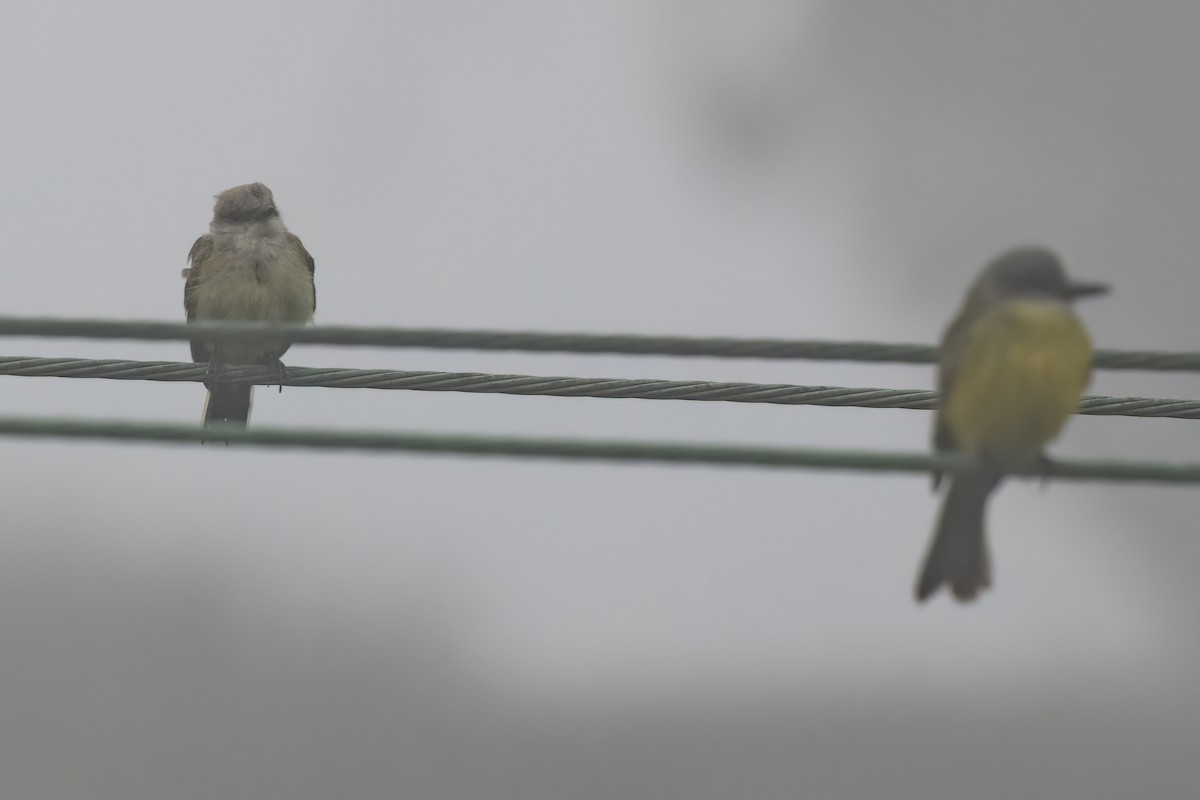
[183,183,316,428]
[915,247,1108,602]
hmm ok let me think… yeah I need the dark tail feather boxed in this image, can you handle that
[915,469,1003,603]
[203,384,253,428]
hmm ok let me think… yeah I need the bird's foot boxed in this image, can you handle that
[272,359,287,393]
[204,358,225,391]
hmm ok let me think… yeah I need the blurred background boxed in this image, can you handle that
[2,1,1199,797]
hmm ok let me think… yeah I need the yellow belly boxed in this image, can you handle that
[944,301,1092,459]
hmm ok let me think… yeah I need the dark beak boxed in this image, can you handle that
[1064,280,1110,299]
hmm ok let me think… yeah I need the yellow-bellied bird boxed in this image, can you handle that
[916,247,1108,603]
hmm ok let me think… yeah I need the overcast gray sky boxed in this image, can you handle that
[2,1,1199,797]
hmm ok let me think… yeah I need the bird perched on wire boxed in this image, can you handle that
[915,247,1108,603]
[183,183,316,430]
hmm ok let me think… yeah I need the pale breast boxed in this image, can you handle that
[190,225,314,364]
[193,232,313,323]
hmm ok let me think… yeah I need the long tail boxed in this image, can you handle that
[915,468,1003,602]
[202,383,253,429]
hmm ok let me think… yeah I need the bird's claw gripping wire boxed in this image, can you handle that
[204,357,224,392]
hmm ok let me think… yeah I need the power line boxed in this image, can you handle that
[0,317,1189,481]
[0,415,1196,483]
[0,316,1191,371]
[0,355,1196,419]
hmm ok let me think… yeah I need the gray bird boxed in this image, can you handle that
[184,183,316,428]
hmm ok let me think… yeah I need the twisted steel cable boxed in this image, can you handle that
[0,355,1197,419]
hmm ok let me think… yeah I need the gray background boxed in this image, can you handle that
[1,1,1198,797]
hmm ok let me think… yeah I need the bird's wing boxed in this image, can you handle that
[184,234,212,320]
[184,234,214,362]
[287,232,316,314]
[931,303,976,488]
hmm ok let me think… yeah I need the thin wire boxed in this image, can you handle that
[0,415,1195,483]
[0,316,1189,371]
[0,355,1195,419]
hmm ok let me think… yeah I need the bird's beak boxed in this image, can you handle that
[1064,280,1110,299]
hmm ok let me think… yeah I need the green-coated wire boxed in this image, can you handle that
[0,315,1191,371]
[0,415,1197,484]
